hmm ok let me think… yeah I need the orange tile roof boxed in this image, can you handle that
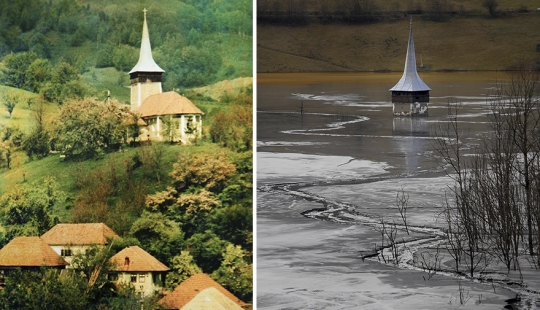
[180,287,244,310]
[158,273,247,310]
[0,237,68,267]
[41,223,119,246]
[109,246,169,272]
[137,91,204,118]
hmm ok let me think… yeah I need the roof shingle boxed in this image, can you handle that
[0,237,68,267]
[159,273,247,310]
[41,223,119,246]
[138,92,203,118]
[109,246,169,272]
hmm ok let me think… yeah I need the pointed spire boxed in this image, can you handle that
[129,8,164,74]
[390,18,430,92]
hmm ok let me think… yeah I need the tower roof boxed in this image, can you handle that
[390,19,430,92]
[129,8,165,74]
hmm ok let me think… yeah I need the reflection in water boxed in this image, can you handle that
[392,117,431,174]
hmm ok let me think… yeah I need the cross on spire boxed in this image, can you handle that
[143,8,147,18]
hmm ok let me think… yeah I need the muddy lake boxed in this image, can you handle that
[256,72,540,309]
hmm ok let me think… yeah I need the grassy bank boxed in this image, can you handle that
[257,13,540,72]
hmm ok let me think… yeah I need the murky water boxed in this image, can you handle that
[257,72,536,309]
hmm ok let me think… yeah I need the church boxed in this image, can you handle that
[129,9,203,143]
[390,18,431,116]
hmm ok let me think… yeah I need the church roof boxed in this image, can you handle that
[390,20,431,92]
[158,273,247,310]
[0,237,68,267]
[138,91,204,118]
[109,246,169,272]
[129,9,164,74]
[41,223,119,246]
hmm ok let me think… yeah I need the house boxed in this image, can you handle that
[389,18,431,116]
[108,246,169,297]
[40,223,119,264]
[0,236,68,273]
[158,273,248,310]
[137,91,203,143]
[129,9,203,143]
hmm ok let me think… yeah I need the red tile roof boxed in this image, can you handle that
[41,223,119,246]
[138,91,203,118]
[109,246,169,272]
[0,237,68,267]
[159,273,247,309]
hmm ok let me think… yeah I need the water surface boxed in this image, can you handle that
[256,72,530,309]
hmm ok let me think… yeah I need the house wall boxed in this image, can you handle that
[393,102,428,116]
[130,81,162,111]
[49,245,91,265]
[116,271,166,297]
[140,114,203,143]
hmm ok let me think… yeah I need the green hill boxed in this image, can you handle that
[257,1,540,72]
[0,0,253,304]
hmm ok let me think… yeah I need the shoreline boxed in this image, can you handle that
[257,71,515,85]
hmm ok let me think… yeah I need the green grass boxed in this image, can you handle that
[0,142,227,222]
[83,67,131,104]
[0,86,59,132]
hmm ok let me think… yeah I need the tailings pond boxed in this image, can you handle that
[257,72,540,310]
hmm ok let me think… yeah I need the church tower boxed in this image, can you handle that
[130,9,164,111]
[390,18,430,116]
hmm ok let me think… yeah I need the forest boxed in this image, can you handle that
[0,0,253,308]
[257,0,534,24]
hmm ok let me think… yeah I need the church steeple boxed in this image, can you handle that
[129,8,164,74]
[129,8,164,111]
[390,18,430,116]
[390,18,430,92]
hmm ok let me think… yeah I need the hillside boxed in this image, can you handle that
[0,0,252,100]
[258,11,540,72]
[0,0,253,305]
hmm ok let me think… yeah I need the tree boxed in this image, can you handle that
[129,211,185,264]
[490,69,540,258]
[22,101,50,160]
[69,245,120,303]
[0,51,39,89]
[127,112,141,144]
[430,0,451,21]
[25,58,52,93]
[483,0,498,16]
[160,115,179,144]
[171,151,236,192]
[211,204,252,251]
[0,268,88,310]
[211,244,253,302]
[0,177,63,246]
[40,62,89,104]
[53,98,129,160]
[185,231,230,273]
[165,250,202,288]
[209,94,253,152]
[435,69,540,275]
[2,91,18,118]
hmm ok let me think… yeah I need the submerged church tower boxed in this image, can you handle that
[390,18,430,116]
[129,8,164,111]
